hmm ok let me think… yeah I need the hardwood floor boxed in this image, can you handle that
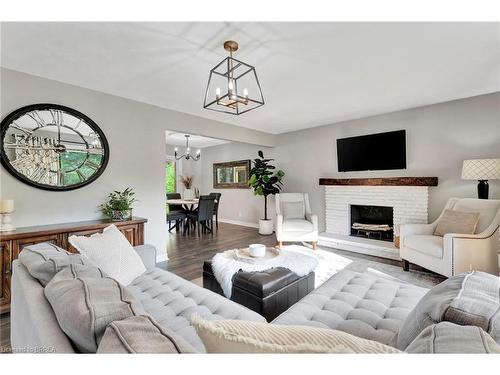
[158,222,278,280]
[0,221,440,353]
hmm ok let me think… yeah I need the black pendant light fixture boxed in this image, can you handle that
[203,40,264,115]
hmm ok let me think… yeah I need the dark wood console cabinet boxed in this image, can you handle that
[0,217,147,314]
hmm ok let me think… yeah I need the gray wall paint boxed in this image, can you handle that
[0,69,276,260]
[275,92,500,231]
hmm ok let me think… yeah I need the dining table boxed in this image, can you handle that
[166,198,199,212]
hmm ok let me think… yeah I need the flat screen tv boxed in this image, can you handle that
[337,130,406,172]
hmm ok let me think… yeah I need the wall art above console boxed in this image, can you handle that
[0,104,109,191]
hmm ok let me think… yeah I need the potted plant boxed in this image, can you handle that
[248,151,285,235]
[180,175,195,200]
[99,187,137,221]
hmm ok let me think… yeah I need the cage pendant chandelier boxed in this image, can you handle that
[203,40,264,115]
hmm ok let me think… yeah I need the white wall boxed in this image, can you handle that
[274,93,500,231]
[0,69,276,260]
[198,142,274,227]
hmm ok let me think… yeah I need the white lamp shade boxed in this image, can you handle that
[461,158,500,180]
[0,200,15,213]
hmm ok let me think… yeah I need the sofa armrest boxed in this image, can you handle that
[305,213,318,231]
[443,226,500,275]
[134,244,157,269]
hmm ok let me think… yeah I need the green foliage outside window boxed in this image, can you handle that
[165,161,176,213]
[166,162,176,193]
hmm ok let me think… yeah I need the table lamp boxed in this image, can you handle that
[461,158,500,199]
[0,200,16,232]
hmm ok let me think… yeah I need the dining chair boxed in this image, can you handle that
[185,195,216,236]
[209,192,222,229]
[166,192,186,232]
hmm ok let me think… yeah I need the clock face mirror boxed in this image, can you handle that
[1,104,109,191]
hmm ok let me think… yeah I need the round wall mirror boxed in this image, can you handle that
[1,104,109,191]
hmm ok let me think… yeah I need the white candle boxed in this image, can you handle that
[1,200,14,213]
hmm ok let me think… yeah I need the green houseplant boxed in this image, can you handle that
[248,151,285,235]
[100,187,137,221]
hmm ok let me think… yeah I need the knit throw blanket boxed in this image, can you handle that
[211,245,319,298]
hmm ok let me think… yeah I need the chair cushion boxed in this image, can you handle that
[406,322,500,354]
[192,315,401,353]
[272,269,428,347]
[397,271,500,350]
[282,219,313,232]
[433,209,480,236]
[69,224,146,285]
[404,234,443,258]
[282,201,305,220]
[453,198,499,233]
[18,242,92,286]
[44,264,146,353]
[167,211,186,221]
[97,315,197,353]
[126,267,266,352]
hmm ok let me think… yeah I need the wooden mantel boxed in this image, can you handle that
[319,177,438,186]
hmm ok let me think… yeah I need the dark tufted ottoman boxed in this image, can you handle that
[203,260,315,322]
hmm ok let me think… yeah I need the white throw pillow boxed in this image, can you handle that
[282,201,305,219]
[68,224,146,285]
[192,315,401,354]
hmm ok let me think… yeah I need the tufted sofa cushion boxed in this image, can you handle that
[126,267,266,352]
[272,270,428,347]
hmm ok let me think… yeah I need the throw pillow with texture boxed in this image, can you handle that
[396,271,500,351]
[406,322,500,354]
[433,209,480,236]
[68,224,146,285]
[18,242,93,286]
[282,201,305,220]
[98,315,197,354]
[192,315,400,354]
[44,263,146,353]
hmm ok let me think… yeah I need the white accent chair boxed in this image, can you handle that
[275,193,319,250]
[400,198,500,277]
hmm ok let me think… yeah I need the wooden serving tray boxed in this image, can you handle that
[233,247,280,264]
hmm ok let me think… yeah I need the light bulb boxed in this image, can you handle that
[187,147,190,153]
[243,88,248,97]
[196,149,201,154]
[215,87,221,98]
[174,147,178,152]
[228,80,234,91]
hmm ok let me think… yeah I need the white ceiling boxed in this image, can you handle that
[1,22,499,134]
[165,131,230,148]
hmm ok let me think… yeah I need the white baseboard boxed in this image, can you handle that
[218,218,260,229]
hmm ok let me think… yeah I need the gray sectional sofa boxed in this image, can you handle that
[10,242,500,353]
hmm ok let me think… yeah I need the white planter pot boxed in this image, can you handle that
[259,219,274,235]
[183,189,194,200]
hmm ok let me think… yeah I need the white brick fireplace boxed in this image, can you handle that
[318,177,437,259]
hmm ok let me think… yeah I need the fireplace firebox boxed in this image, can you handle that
[350,204,394,242]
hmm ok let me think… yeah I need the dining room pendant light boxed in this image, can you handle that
[174,135,201,161]
[203,40,264,115]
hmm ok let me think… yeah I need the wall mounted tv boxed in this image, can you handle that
[336,130,406,172]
